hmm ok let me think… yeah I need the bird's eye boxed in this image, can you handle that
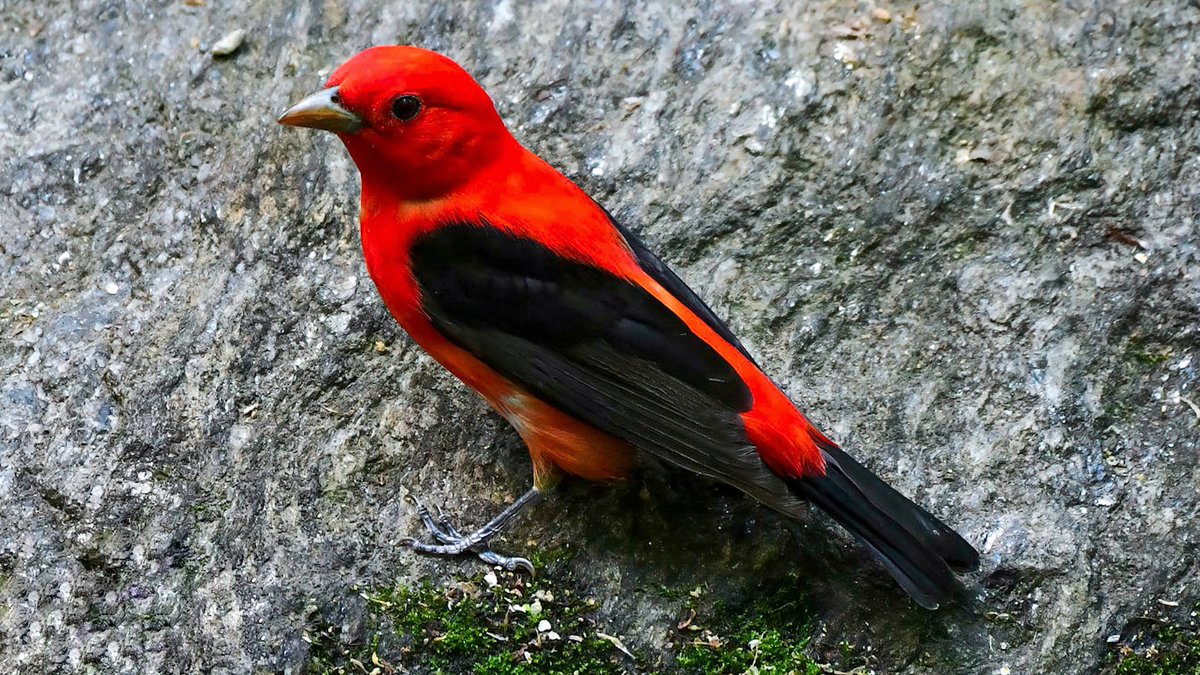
[391,95,422,122]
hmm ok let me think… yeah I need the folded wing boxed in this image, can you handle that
[409,222,793,506]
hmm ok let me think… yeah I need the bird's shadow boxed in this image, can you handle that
[389,422,992,669]
[508,448,991,667]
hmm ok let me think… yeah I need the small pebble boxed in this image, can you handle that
[212,29,246,58]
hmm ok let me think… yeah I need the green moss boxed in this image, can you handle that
[1113,628,1200,675]
[1102,337,1174,424]
[656,584,704,601]
[1110,604,1200,675]
[305,564,840,674]
[672,577,824,674]
[1124,340,1171,367]
[305,563,629,674]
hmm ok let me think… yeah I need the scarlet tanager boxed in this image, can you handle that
[279,46,979,609]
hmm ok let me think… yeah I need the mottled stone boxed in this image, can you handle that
[1,1,1197,673]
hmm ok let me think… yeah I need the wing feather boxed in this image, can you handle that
[411,223,793,505]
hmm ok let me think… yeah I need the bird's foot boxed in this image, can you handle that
[401,494,535,575]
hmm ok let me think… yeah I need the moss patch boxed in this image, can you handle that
[305,560,839,674]
[1108,603,1200,675]
[1123,339,1172,368]
[305,559,625,674]
[669,580,826,674]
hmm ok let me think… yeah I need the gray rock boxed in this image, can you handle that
[2,1,1197,673]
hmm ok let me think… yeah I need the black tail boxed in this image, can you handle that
[792,441,980,609]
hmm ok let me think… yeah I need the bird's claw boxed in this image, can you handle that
[404,493,467,544]
[434,508,462,539]
[478,550,536,575]
[402,495,536,576]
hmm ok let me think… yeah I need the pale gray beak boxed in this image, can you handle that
[277,86,363,133]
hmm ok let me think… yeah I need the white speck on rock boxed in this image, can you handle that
[325,312,352,334]
[759,104,778,129]
[490,0,514,30]
[784,69,815,99]
[211,29,246,57]
[328,274,358,302]
[832,41,861,66]
[229,424,252,451]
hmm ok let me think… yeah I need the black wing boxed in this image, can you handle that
[410,223,792,504]
[412,222,977,609]
[607,218,759,367]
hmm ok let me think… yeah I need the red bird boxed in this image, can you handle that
[279,46,979,608]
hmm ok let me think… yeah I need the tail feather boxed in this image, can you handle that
[792,441,980,609]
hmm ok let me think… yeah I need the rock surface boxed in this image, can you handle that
[2,1,1198,673]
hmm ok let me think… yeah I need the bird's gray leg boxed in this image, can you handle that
[401,488,543,574]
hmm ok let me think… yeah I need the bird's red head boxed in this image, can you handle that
[280,46,514,201]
